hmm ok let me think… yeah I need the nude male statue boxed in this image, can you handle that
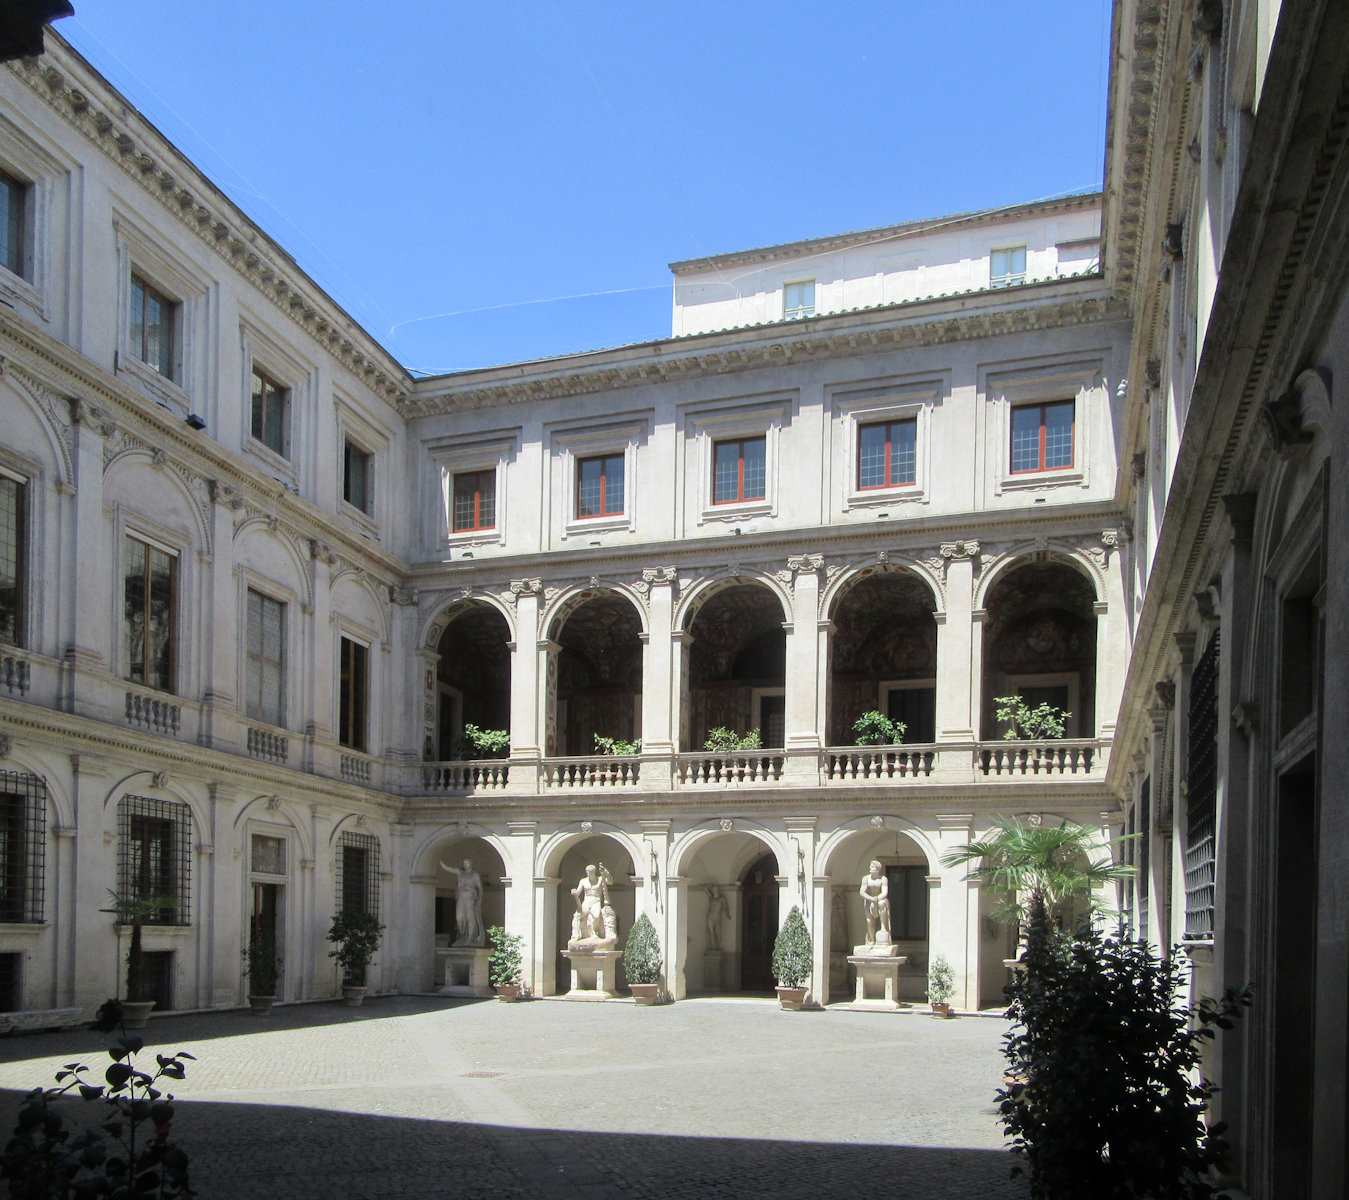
[859,859,892,945]
[572,863,615,943]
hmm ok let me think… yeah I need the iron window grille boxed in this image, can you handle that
[117,795,191,925]
[336,831,380,919]
[1184,633,1219,939]
[0,771,45,923]
[0,473,25,647]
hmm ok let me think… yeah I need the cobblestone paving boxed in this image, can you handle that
[0,997,1029,1199]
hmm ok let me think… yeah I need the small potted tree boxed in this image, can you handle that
[851,710,906,745]
[771,905,812,1010]
[927,953,955,1018]
[624,912,663,1004]
[488,925,525,1000]
[244,924,280,1015]
[103,890,179,1030]
[326,909,384,1006]
[459,724,510,760]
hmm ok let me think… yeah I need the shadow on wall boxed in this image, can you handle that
[0,1089,1030,1200]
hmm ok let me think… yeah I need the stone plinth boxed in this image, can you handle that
[703,949,727,991]
[847,944,909,1009]
[438,947,494,997]
[561,948,623,999]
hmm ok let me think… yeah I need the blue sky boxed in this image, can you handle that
[59,2,1111,374]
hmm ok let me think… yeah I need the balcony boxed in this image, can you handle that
[414,738,1111,800]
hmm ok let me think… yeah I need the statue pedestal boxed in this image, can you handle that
[847,945,909,1009]
[702,949,727,991]
[561,948,623,999]
[439,947,494,997]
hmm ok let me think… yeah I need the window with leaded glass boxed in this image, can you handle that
[451,470,495,532]
[0,170,28,280]
[117,795,191,925]
[245,589,285,727]
[576,453,624,518]
[339,636,368,752]
[1010,400,1074,473]
[858,419,917,489]
[250,367,289,458]
[123,536,176,692]
[713,437,766,504]
[129,274,175,379]
[0,473,25,647]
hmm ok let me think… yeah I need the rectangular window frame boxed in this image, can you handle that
[244,587,287,729]
[856,418,918,491]
[835,382,938,515]
[123,533,178,695]
[249,365,291,460]
[335,831,381,919]
[983,358,1098,497]
[0,169,28,281]
[117,794,192,926]
[1009,399,1076,475]
[0,470,27,649]
[783,278,816,320]
[712,436,767,505]
[338,634,370,753]
[451,469,497,533]
[989,244,1027,289]
[0,771,45,924]
[575,452,625,520]
[342,438,374,517]
[129,273,178,381]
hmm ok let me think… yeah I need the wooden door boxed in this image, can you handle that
[740,854,779,992]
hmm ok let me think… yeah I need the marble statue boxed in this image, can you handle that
[440,858,486,947]
[859,860,892,945]
[706,884,729,950]
[568,863,618,948]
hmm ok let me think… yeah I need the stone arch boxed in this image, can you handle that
[670,819,787,879]
[330,569,391,646]
[543,581,651,643]
[102,771,206,842]
[412,822,514,880]
[538,824,644,880]
[820,557,944,622]
[232,521,314,611]
[4,370,73,484]
[232,794,315,863]
[674,569,793,631]
[816,815,940,876]
[0,751,75,832]
[420,591,517,651]
[976,544,1104,610]
[426,599,514,760]
[104,453,213,557]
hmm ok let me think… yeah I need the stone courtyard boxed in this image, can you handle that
[0,997,1027,1199]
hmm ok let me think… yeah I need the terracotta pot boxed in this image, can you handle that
[629,982,660,1005]
[248,995,275,1016]
[120,1000,155,1029]
[931,1001,952,1019]
[341,985,367,1007]
[775,986,808,1011]
[494,983,520,1002]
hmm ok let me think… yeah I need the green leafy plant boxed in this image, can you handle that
[623,913,663,986]
[326,909,384,987]
[102,890,180,1002]
[1,1007,194,1199]
[244,925,280,996]
[593,734,642,756]
[941,816,1134,932]
[703,726,763,753]
[771,905,812,989]
[460,724,510,759]
[927,954,955,1006]
[1000,906,1253,1199]
[995,694,1070,741]
[852,710,907,745]
[487,925,524,988]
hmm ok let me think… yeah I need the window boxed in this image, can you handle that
[857,419,917,489]
[990,246,1027,288]
[1010,400,1074,473]
[336,831,380,918]
[0,473,25,646]
[129,274,176,378]
[123,536,176,692]
[117,795,191,925]
[0,771,45,924]
[452,470,495,532]
[783,279,815,320]
[886,685,936,743]
[250,367,289,458]
[245,589,286,727]
[339,636,368,752]
[713,436,766,504]
[576,453,624,518]
[887,864,929,941]
[0,170,28,279]
[343,439,372,515]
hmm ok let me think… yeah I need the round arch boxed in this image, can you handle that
[232,521,315,610]
[412,822,515,880]
[669,819,787,879]
[674,570,793,632]
[821,559,944,623]
[816,815,940,877]
[232,794,315,863]
[542,582,650,644]
[104,452,215,557]
[538,823,644,881]
[420,591,517,652]
[976,544,1104,610]
[330,569,392,646]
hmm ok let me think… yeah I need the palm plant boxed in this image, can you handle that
[941,816,1134,933]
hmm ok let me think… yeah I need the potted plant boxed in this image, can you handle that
[928,953,955,1018]
[851,710,906,745]
[771,905,812,1010]
[459,724,510,760]
[624,912,663,1004]
[102,890,179,1030]
[593,734,641,783]
[488,925,525,1000]
[326,909,384,1006]
[244,924,280,1015]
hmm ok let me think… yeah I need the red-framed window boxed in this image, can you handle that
[857,419,917,489]
[576,453,624,518]
[451,470,496,531]
[713,436,766,504]
[1010,400,1074,473]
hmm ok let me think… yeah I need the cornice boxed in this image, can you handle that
[7,40,411,408]
[405,284,1127,418]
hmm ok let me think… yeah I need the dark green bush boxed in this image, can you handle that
[771,905,812,989]
[624,912,662,985]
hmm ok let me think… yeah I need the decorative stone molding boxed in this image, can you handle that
[0,734,9,758]
[719,818,733,832]
[869,815,884,830]
[1231,701,1259,738]
[1154,681,1176,710]
[389,585,417,607]
[1221,493,1257,548]
[1131,450,1147,480]
[1193,585,1221,624]
[580,821,594,834]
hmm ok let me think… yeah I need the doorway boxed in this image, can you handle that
[740,853,779,992]
[251,881,282,1000]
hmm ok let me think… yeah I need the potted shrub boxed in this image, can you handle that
[593,735,641,783]
[624,912,663,1004]
[928,953,955,1018]
[488,925,525,1001]
[103,890,179,1030]
[771,905,812,1010]
[327,909,384,1006]
[244,924,280,1015]
[459,724,510,760]
[851,710,906,745]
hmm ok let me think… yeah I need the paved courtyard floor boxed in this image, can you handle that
[0,996,1028,1199]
